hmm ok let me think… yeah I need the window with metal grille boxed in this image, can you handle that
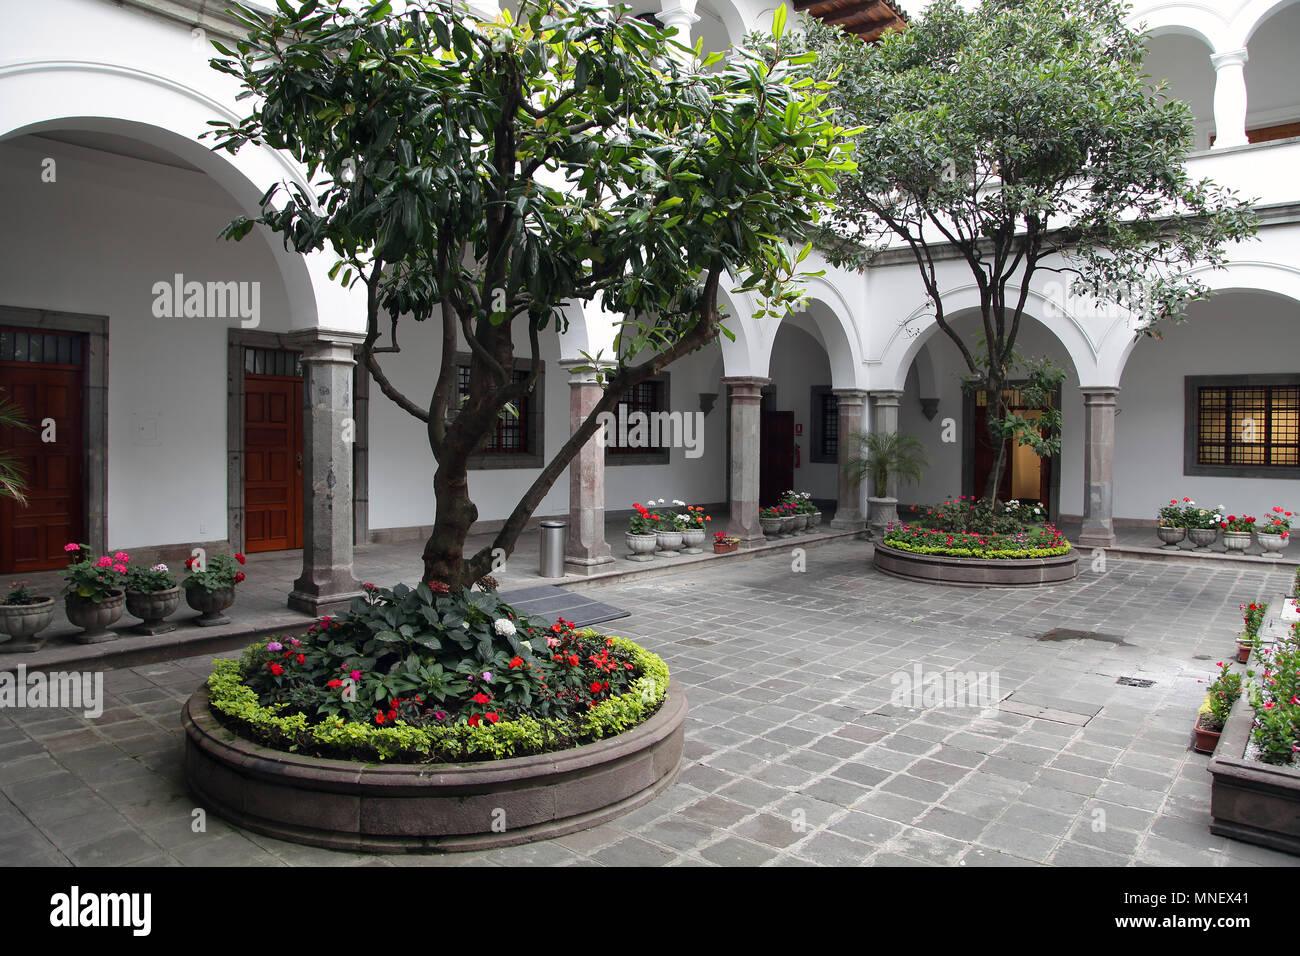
[244,347,302,377]
[1197,384,1300,468]
[456,364,532,454]
[810,387,838,463]
[609,380,665,456]
[0,327,83,366]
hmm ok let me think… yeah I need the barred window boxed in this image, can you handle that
[1197,384,1300,468]
[810,386,838,463]
[0,327,83,366]
[457,365,532,454]
[609,380,666,456]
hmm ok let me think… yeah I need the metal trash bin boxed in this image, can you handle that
[539,520,567,578]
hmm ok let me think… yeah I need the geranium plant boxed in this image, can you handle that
[680,505,711,529]
[62,543,128,602]
[1182,503,1223,530]
[1200,661,1243,733]
[1159,497,1191,527]
[184,553,247,593]
[1221,514,1257,533]
[125,563,178,594]
[628,503,660,536]
[3,581,44,606]
[1256,506,1293,538]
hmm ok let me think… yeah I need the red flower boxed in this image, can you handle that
[468,714,481,727]
[485,712,500,724]
[471,692,491,705]
[375,712,387,725]
[296,653,305,664]
[509,656,524,669]
[268,662,284,676]
[568,654,580,666]
[235,553,246,564]
[327,679,343,688]
[234,572,246,583]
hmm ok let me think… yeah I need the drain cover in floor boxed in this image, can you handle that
[1036,627,1130,646]
[1116,676,1155,688]
[497,584,630,629]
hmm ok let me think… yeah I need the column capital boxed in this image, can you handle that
[868,389,904,407]
[1211,47,1249,70]
[1079,386,1121,403]
[722,376,770,388]
[832,388,869,406]
[286,328,364,364]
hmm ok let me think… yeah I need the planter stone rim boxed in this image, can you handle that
[872,542,1079,588]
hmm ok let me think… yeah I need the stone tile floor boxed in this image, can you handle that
[2,539,1297,867]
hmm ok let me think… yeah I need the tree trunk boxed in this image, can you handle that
[981,380,1008,503]
[421,454,478,587]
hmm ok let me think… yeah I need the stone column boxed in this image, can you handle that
[830,389,870,530]
[659,1,699,64]
[1079,387,1119,549]
[723,376,768,543]
[563,361,615,573]
[1211,48,1249,149]
[287,329,364,615]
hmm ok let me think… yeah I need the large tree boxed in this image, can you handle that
[803,0,1256,501]
[208,0,854,586]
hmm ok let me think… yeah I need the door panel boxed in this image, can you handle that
[760,410,795,507]
[0,360,84,572]
[244,375,302,552]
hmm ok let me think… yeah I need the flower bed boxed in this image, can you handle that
[184,582,685,850]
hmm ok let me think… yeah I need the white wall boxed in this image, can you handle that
[0,134,292,549]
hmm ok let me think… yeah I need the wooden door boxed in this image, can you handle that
[972,397,1049,512]
[244,375,303,552]
[760,410,794,507]
[0,348,84,573]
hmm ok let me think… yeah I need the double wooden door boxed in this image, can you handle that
[243,375,303,552]
[0,345,84,573]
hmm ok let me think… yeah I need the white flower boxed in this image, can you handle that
[461,621,470,630]
[493,618,516,637]
[673,499,686,507]
[151,564,168,572]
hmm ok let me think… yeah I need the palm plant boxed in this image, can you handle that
[842,431,928,499]
[0,392,29,505]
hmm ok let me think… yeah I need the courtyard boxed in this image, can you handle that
[1,540,1295,868]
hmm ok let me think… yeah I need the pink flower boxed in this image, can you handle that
[94,556,112,568]
[64,543,80,553]
[112,563,127,574]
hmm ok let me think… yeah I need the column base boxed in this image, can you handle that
[564,554,616,576]
[1077,530,1116,549]
[289,571,363,616]
[830,511,865,532]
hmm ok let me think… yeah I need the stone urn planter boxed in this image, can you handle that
[1223,530,1252,554]
[655,529,683,555]
[185,584,235,627]
[868,496,899,540]
[65,590,125,644]
[0,597,56,653]
[1257,532,1289,558]
[126,586,182,635]
[1156,525,1186,549]
[625,532,658,562]
[1187,527,1218,551]
[679,527,706,554]
[807,511,822,530]
[759,514,782,537]
[778,515,796,537]
[790,513,808,534]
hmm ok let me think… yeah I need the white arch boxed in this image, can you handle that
[1131,3,1225,51]
[1102,259,1300,383]
[0,59,364,332]
[695,0,751,47]
[1231,0,1300,48]
[716,282,766,378]
[748,274,862,388]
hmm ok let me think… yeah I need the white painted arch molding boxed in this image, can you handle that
[1098,258,1300,384]
[1127,1,1227,50]
[0,59,366,334]
[753,274,865,389]
[875,284,1104,391]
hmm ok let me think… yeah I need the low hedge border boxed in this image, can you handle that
[206,635,669,764]
[881,538,1072,560]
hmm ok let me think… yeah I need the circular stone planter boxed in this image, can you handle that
[183,683,687,853]
[872,543,1079,588]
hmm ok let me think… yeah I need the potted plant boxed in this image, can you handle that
[61,543,128,643]
[183,552,246,626]
[842,431,929,539]
[1157,498,1188,548]
[124,562,181,634]
[0,581,55,652]
[1220,514,1255,554]
[1237,601,1268,663]
[1183,501,1223,550]
[759,505,784,538]
[781,491,815,534]
[1255,507,1292,557]
[654,500,685,555]
[626,502,659,562]
[713,532,739,554]
[678,505,710,553]
[1194,661,1242,754]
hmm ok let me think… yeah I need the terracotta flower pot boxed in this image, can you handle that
[65,590,125,644]
[1237,641,1252,664]
[1193,716,1223,755]
[625,532,658,562]
[713,541,738,554]
[126,586,181,635]
[185,585,235,627]
[0,597,55,653]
